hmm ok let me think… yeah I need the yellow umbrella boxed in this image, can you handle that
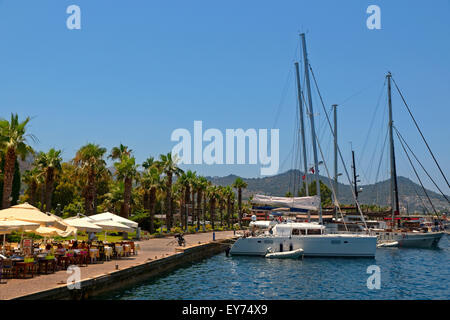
[0,219,40,247]
[0,203,58,226]
[0,219,40,231]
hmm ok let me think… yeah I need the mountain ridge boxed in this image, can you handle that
[206,169,450,213]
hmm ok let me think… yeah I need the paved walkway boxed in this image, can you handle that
[0,231,236,300]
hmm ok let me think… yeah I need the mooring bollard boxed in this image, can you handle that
[213,232,215,241]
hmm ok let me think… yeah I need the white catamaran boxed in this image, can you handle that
[230,33,377,258]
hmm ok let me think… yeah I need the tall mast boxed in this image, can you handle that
[351,149,359,206]
[294,62,309,197]
[300,33,323,224]
[333,104,338,217]
[387,72,400,229]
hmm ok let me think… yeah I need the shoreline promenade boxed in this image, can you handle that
[0,231,236,300]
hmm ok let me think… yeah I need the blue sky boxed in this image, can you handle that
[0,0,449,192]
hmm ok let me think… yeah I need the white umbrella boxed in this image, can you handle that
[92,220,134,233]
[0,219,40,231]
[63,218,103,233]
[0,219,40,249]
[0,203,58,226]
[27,226,77,238]
[0,218,41,252]
[83,212,138,229]
[90,220,134,241]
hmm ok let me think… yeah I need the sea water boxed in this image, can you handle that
[97,235,449,300]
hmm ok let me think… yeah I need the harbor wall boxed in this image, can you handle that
[13,239,233,300]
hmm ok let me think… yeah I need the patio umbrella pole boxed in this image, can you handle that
[20,230,24,254]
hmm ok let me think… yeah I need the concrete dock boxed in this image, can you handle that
[0,231,237,300]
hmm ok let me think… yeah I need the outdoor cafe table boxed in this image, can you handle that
[55,254,71,270]
[114,245,124,258]
[73,249,88,266]
[14,261,35,278]
[123,244,131,257]
[104,246,112,261]
[37,257,57,274]
[89,248,99,263]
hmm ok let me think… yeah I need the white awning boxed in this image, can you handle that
[80,212,138,229]
[63,218,103,233]
[0,219,40,233]
[89,220,134,233]
[0,203,59,225]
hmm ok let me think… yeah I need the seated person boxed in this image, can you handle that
[56,243,66,255]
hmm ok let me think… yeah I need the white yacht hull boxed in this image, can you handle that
[375,231,444,248]
[230,234,377,258]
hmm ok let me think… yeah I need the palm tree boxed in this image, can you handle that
[0,114,35,208]
[189,171,198,230]
[196,176,208,230]
[114,154,138,218]
[207,185,220,230]
[73,143,107,215]
[109,144,132,159]
[223,185,235,228]
[158,153,183,230]
[22,165,43,207]
[36,148,62,212]
[217,186,226,227]
[141,161,162,233]
[232,177,248,228]
[177,170,196,229]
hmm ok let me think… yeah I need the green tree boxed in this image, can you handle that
[196,176,208,229]
[206,185,220,229]
[36,148,62,212]
[223,185,235,228]
[113,154,139,219]
[158,153,183,229]
[232,177,248,228]
[11,159,21,205]
[141,165,162,233]
[0,113,35,208]
[73,143,107,215]
[23,165,43,206]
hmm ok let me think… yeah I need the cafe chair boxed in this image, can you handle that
[1,259,14,279]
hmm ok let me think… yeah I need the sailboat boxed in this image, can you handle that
[369,72,445,248]
[230,33,377,258]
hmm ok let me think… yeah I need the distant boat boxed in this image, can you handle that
[370,72,445,248]
[265,247,304,259]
